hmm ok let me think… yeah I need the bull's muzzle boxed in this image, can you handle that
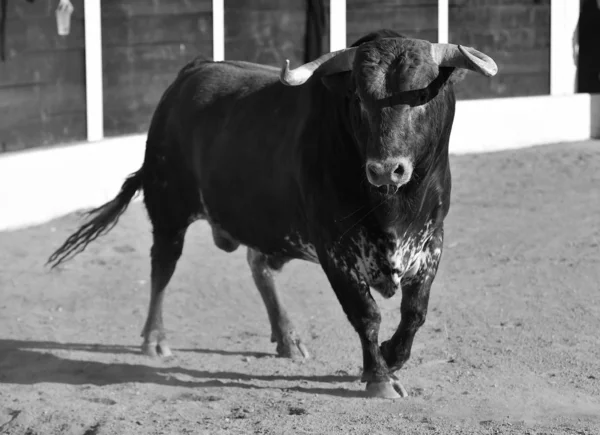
[366,157,413,188]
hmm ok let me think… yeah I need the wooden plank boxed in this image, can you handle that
[101,0,212,17]
[449,27,549,51]
[224,7,305,65]
[226,37,304,66]
[0,50,85,88]
[349,0,439,7]
[101,1,216,137]
[347,5,438,36]
[225,9,305,40]
[5,0,84,19]
[454,72,550,100]
[102,46,200,137]
[489,49,549,75]
[1,111,87,152]
[450,0,550,6]
[4,16,85,57]
[347,29,438,45]
[103,72,178,112]
[104,105,158,137]
[447,0,550,100]
[102,12,213,47]
[102,44,208,80]
[0,83,86,129]
[226,0,305,11]
[0,0,86,151]
[449,4,550,30]
[322,0,331,52]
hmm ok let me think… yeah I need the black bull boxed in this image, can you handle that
[48,30,497,399]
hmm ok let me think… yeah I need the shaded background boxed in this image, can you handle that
[1,0,594,153]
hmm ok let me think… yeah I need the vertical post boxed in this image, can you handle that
[330,0,346,51]
[84,0,104,142]
[212,0,225,61]
[550,0,580,95]
[438,0,449,43]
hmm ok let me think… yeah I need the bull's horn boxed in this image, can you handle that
[430,43,498,77]
[280,47,358,86]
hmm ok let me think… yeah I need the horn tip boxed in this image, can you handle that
[481,61,498,77]
[458,45,498,77]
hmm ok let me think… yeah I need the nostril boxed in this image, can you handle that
[393,164,405,177]
[367,165,379,181]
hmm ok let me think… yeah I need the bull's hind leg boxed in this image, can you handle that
[140,165,202,357]
[141,227,188,357]
[247,248,309,359]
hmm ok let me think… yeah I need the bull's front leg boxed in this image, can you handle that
[319,249,408,399]
[380,228,444,372]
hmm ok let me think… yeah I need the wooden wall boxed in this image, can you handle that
[0,0,86,152]
[449,0,551,100]
[0,0,556,152]
[225,0,329,68]
[101,0,213,137]
[347,0,438,47]
[346,0,550,100]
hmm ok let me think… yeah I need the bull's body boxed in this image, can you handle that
[156,59,331,259]
[49,30,497,399]
[152,55,447,278]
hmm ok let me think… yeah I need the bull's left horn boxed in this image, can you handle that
[280,47,358,86]
[430,43,498,77]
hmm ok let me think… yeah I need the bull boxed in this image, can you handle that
[48,30,497,399]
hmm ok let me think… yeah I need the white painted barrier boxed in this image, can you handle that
[1,94,599,231]
[450,93,600,154]
[0,135,146,231]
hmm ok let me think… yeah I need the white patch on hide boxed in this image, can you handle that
[284,233,319,263]
[325,220,440,296]
[388,220,435,280]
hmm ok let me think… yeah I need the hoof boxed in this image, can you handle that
[141,341,173,358]
[277,338,310,360]
[366,378,408,399]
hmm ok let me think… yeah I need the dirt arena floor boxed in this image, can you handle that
[1,140,599,435]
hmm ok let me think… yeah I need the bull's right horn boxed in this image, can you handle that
[430,43,498,77]
[280,47,358,86]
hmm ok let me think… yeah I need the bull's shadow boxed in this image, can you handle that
[0,339,362,399]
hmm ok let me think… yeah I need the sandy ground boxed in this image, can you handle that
[1,141,599,435]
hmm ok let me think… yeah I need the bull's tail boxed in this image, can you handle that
[46,169,144,269]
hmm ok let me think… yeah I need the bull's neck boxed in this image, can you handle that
[300,81,450,237]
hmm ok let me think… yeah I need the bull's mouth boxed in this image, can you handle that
[376,185,399,195]
[374,182,412,197]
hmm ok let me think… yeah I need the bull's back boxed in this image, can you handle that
[157,58,312,254]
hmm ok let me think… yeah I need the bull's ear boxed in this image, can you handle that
[321,72,352,96]
[447,67,468,84]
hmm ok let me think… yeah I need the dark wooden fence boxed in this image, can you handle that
[225,0,329,67]
[101,0,213,137]
[0,0,555,152]
[449,0,551,100]
[346,0,551,101]
[347,0,438,45]
[0,0,86,152]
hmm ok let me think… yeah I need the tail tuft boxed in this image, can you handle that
[46,170,143,269]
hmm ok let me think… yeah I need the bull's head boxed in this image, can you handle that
[280,32,497,190]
